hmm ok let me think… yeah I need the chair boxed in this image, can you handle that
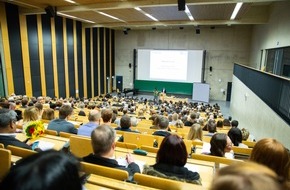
[232,146,252,159]
[242,140,256,148]
[183,139,193,155]
[140,145,159,153]
[45,129,58,136]
[59,131,73,138]
[134,173,203,190]
[0,148,11,181]
[191,153,242,171]
[81,161,129,181]
[6,145,36,158]
[0,143,4,148]
[115,141,138,149]
[70,135,93,158]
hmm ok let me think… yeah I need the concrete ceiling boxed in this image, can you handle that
[2,0,287,30]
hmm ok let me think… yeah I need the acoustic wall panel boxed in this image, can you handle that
[85,28,91,97]
[76,21,83,98]
[66,19,75,97]
[99,28,104,94]
[93,28,99,96]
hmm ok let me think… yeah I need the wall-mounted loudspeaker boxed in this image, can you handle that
[178,0,185,11]
[129,63,132,68]
[45,6,56,18]
[209,66,213,72]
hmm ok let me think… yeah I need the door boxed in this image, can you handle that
[226,82,232,102]
[116,76,123,92]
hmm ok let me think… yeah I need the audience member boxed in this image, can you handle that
[210,133,232,157]
[0,150,83,190]
[204,120,217,137]
[216,120,223,128]
[34,102,44,119]
[41,108,55,120]
[231,120,239,128]
[184,113,197,126]
[101,108,113,124]
[227,127,248,147]
[143,134,201,185]
[83,124,140,177]
[47,105,77,134]
[78,102,86,116]
[77,110,101,137]
[187,123,203,141]
[152,116,171,137]
[115,115,139,133]
[0,109,32,149]
[210,162,284,190]
[250,138,290,184]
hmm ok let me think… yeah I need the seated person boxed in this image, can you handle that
[227,127,248,148]
[115,115,139,133]
[152,116,171,137]
[184,113,197,126]
[210,162,284,190]
[0,109,32,150]
[82,124,140,177]
[250,138,290,185]
[101,108,113,125]
[41,108,55,121]
[204,120,217,137]
[187,123,203,141]
[77,110,101,137]
[209,133,233,158]
[0,150,83,190]
[47,105,77,134]
[77,102,86,116]
[143,134,201,185]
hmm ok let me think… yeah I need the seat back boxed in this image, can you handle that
[140,145,159,153]
[81,161,129,181]
[6,145,36,158]
[0,143,4,148]
[70,135,93,158]
[134,173,203,190]
[0,148,11,181]
[115,141,138,149]
[59,131,73,138]
[45,129,58,136]
[232,146,252,156]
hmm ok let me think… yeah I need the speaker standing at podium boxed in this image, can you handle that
[162,87,166,93]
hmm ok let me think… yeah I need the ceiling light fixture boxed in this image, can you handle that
[230,2,243,20]
[134,7,142,11]
[64,0,77,4]
[98,11,125,22]
[185,5,194,21]
[57,12,95,23]
[135,7,159,22]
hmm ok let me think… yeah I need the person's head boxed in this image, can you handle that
[210,162,283,190]
[0,109,17,133]
[175,120,184,128]
[210,133,232,157]
[37,96,45,104]
[130,117,138,127]
[101,109,113,123]
[59,105,73,119]
[158,116,169,130]
[156,134,187,167]
[187,123,203,141]
[172,113,178,121]
[216,120,223,128]
[250,138,290,182]
[23,107,39,122]
[21,98,28,107]
[0,150,82,190]
[91,124,116,156]
[189,112,197,121]
[227,127,243,146]
[223,119,231,127]
[88,110,101,123]
[231,120,239,128]
[208,120,217,133]
[41,108,55,120]
[120,115,131,129]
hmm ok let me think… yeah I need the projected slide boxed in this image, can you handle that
[137,49,204,83]
[150,50,188,80]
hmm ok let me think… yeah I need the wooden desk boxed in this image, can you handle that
[15,133,68,151]
[85,183,113,190]
[88,174,159,190]
[115,147,213,189]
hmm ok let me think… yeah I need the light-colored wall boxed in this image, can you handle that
[230,75,290,149]
[115,26,252,100]
[249,1,290,69]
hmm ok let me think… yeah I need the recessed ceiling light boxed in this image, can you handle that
[230,2,243,20]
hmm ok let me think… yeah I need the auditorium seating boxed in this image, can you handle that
[70,135,93,158]
[0,148,11,181]
[6,145,36,158]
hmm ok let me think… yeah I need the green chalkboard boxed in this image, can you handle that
[134,80,193,95]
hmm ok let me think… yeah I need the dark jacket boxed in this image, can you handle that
[0,135,32,150]
[143,163,201,185]
[152,130,171,137]
[82,154,140,177]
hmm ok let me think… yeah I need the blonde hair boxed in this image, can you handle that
[23,107,39,122]
[42,108,55,120]
[187,123,202,141]
[210,162,282,190]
